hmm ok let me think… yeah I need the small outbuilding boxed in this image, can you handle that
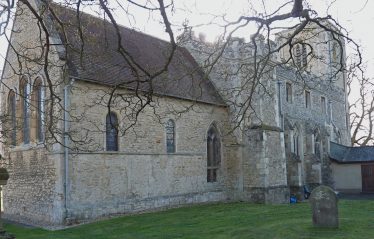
[330,142,374,193]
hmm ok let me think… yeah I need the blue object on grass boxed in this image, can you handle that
[290,195,297,204]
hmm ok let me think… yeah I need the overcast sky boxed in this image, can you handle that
[1,0,373,80]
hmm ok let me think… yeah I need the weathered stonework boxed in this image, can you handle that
[181,23,349,203]
[0,0,66,227]
[3,149,64,226]
[241,129,289,203]
[62,81,238,222]
[67,153,228,221]
[0,1,350,228]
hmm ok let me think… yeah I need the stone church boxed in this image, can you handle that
[0,1,350,227]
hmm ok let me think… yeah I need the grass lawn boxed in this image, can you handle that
[4,200,374,239]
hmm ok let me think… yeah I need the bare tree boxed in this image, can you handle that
[0,0,364,150]
[349,65,374,146]
[177,0,362,136]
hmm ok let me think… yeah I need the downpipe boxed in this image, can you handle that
[63,78,75,222]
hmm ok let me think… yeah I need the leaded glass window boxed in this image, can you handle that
[20,79,30,144]
[293,131,299,156]
[321,96,326,114]
[305,90,311,108]
[8,91,16,146]
[295,44,302,67]
[207,125,221,182]
[166,119,175,153]
[302,44,308,67]
[294,43,307,68]
[314,131,321,159]
[34,80,44,142]
[106,112,118,151]
[332,42,339,62]
[286,83,292,103]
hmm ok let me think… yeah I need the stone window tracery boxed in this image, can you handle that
[207,125,221,182]
[31,78,44,142]
[314,130,322,159]
[20,78,30,144]
[8,90,16,146]
[165,119,175,153]
[293,130,300,156]
[305,90,311,108]
[302,44,308,67]
[321,96,326,114]
[332,42,339,63]
[106,112,118,151]
[295,44,302,67]
[294,43,308,68]
[286,83,293,103]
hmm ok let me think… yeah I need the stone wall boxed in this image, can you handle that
[3,149,64,226]
[286,152,302,187]
[0,0,68,227]
[242,129,289,203]
[64,81,239,222]
[0,1,353,227]
[0,1,242,226]
[67,153,227,221]
[277,62,349,189]
[275,22,346,92]
[180,24,350,193]
[179,30,290,204]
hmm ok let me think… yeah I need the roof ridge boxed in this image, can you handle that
[48,1,174,47]
[47,1,226,106]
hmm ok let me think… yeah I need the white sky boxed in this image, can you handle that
[1,0,373,83]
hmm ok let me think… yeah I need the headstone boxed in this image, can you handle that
[310,185,338,228]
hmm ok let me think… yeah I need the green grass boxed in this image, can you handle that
[4,200,374,239]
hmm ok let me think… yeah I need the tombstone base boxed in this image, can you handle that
[313,215,339,228]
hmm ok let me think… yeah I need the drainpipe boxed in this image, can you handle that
[63,78,75,221]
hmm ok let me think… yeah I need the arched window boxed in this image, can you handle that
[207,125,221,182]
[332,42,339,62]
[20,78,30,144]
[36,82,44,142]
[286,82,293,103]
[8,91,16,146]
[314,130,321,158]
[302,44,308,67]
[165,119,175,153]
[31,78,44,142]
[294,43,307,68]
[293,130,300,156]
[284,131,290,152]
[294,44,302,67]
[106,112,118,151]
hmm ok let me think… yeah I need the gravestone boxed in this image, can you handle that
[310,185,338,228]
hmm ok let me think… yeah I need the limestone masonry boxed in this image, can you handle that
[0,1,350,227]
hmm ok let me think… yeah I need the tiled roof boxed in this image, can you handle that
[49,3,225,106]
[330,142,374,163]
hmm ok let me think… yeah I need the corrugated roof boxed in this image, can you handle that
[48,3,226,106]
[330,142,374,163]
